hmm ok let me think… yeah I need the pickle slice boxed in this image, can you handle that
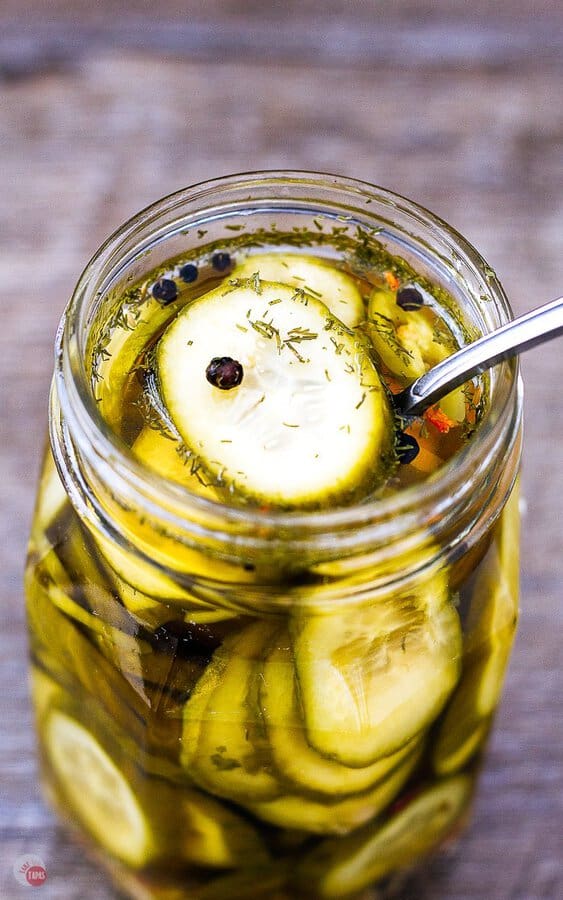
[43,703,268,872]
[433,489,520,775]
[32,451,68,538]
[292,577,462,767]
[261,642,419,797]
[246,743,422,835]
[298,775,472,896]
[90,290,180,431]
[92,526,196,603]
[368,286,466,423]
[157,279,393,508]
[232,253,365,328]
[132,426,220,498]
[179,790,270,869]
[29,665,64,721]
[44,711,153,867]
[194,865,290,900]
[181,621,281,803]
[368,286,450,380]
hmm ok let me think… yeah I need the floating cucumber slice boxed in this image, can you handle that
[246,743,422,835]
[232,253,365,328]
[158,279,393,508]
[90,292,179,430]
[433,493,519,775]
[368,286,451,380]
[368,285,466,423]
[298,775,472,896]
[261,642,420,797]
[292,576,462,767]
[44,711,153,867]
[182,621,281,803]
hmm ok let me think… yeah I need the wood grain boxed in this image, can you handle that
[1,2,562,898]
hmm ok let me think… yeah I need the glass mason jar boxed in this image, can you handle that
[25,172,522,900]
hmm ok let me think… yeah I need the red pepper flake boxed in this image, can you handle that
[424,405,456,433]
[384,270,400,292]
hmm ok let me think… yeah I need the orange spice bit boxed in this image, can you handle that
[410,441,443,475]
[385,375,405,395]
[424,405,456,434]
[465,383,483,426]
[406,421,443,475]
[383,270,400,292]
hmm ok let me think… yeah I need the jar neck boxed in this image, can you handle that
[50,171,523,589]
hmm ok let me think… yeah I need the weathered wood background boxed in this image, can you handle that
[1,1,562,897]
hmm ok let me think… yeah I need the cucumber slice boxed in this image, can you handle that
[298,775,472,896]
[44,711,153,867]
[29,666,64,721]
[179,790,270,869]
[261,642,420,797]
[232,253,364,328]
[157,279,393,508]
[51,516,145,635]
[91,483,256,611]
[368,286,450,380]
[132,426,220,498]
[432,712,491,777]
[246,743,422,835]
[92,526,195,603]
[90,291,179,430]
[35,548,112,637]
[43,704,267,872]
[194,865,290,900]
[32,451,68,539]
[292,576,462,767]
[181,621,282,803]
[29,575,184,757]
[433,492,519,775]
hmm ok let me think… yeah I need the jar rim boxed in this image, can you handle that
[55,170,521,553]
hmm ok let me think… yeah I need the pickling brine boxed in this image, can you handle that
[25,173,522,899]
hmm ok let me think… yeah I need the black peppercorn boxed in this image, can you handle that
[396,431,420,464]
[179,263,198,283]
[206,357,244,390]
[396,287,424,311]
[211,252,232,272]
[151,277,178,304]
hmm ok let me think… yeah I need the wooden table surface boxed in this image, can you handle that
[1,2,562,898]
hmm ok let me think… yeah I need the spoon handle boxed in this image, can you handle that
[394,295,563,418]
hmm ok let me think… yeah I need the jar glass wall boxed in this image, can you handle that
[25,172,522,899]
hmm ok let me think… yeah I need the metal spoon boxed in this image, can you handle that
[393,295,563,418]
